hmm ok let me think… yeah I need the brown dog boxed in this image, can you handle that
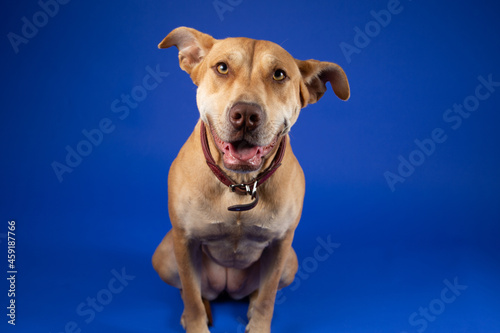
[152,27,350,333]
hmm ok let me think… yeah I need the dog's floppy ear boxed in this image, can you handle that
[159,27,216,79]
[295,59,350,108]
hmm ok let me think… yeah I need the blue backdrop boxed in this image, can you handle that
[1,1,499,332]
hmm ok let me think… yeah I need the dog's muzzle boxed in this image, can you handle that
[200,123,286,212]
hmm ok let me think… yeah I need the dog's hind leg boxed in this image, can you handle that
[152,230,181,288]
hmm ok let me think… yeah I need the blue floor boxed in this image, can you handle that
[2,0,500,332]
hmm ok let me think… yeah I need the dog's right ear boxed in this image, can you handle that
[159,27,216,79]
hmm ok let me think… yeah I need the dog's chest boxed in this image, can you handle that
[188,210,286,269]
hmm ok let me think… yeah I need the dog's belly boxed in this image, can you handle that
[193,219,282,268]
[184,199,297,298]
[199,222,275,267]
[200,232,272,299]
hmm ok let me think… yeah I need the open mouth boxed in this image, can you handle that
[211,127,278,172]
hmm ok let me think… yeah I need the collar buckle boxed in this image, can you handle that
[230,180,258,199]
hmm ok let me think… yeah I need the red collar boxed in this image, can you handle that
[200,122,286,212]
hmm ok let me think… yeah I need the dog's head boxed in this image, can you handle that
[160,27,350,173]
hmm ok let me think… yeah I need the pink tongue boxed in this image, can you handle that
[226,142,260,161]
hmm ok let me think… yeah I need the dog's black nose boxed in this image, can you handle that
[229,103,263,132]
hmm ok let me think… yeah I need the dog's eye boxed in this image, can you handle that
[216,62,229,75]
[273,69,286,81]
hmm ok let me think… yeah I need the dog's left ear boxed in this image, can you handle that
[295,59,350,108]
[159,27,216,82]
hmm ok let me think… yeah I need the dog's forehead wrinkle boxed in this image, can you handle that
[214,37,255,58]
[214,50,244,65]
[256,40,294,59]
[261,53,282,66]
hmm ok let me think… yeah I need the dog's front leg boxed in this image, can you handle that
[246,230,296,333]
[171,228,210,333]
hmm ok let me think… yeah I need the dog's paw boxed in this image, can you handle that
[245,321,271,333]
[180,312,210,333]
[183,322,210,333]
[187,327,210,333]
[245,314,271,333]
